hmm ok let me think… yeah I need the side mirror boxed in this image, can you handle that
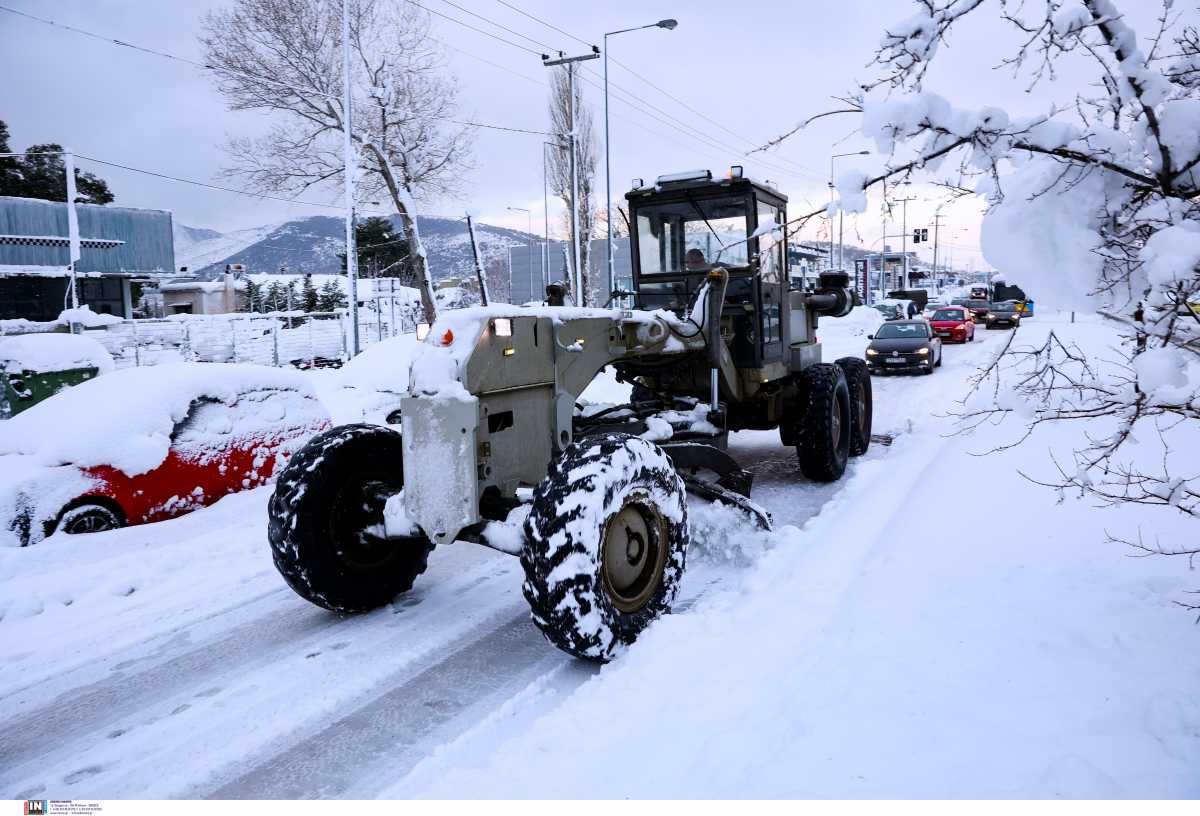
[867,334,874,340]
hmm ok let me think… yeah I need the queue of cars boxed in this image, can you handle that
[866,298,1026,376]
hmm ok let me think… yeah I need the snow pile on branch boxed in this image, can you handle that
[830,169,869,214]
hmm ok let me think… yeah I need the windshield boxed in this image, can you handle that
[992,303,1017,312]
[636,194,749,274]
[875,323,928,340]
[967,299,989,308]
[931,309,965,321]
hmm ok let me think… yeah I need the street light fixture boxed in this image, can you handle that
[604,19,678,302]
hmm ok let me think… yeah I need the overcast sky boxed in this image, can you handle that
[0,0,1167,273]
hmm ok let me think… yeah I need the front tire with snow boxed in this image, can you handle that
[268,423,433,613]
[521,432,688,661]
[795,363,851,482]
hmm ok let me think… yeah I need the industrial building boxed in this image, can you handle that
[0,196,174,321]
[508,237,627,305]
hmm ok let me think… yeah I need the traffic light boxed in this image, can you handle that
[921,228,929,241]
[913,229,921,243]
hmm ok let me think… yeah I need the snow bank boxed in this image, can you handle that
[0,333,115,374]
[392,316,1200,798]
[0,363,319,475]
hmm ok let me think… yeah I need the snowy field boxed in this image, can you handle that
[0,312,1197,798]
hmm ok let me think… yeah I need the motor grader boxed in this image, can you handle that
[268,168,873,661]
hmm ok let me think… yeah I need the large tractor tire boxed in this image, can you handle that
[795,363,852,482]
[522,432,688,661]
[835,357,873,457]
[268,423,434,613]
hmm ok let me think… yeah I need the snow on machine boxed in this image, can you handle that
[268,168,873,660]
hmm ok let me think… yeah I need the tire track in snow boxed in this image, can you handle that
[0,545,524,798]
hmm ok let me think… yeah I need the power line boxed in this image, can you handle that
[0,3,339,101]
[574,71,816,183]
[494,0,594,49]
[491,0,822,180]
[2,5,550,141]
[72,153,346,210]
[434,0,559,52]
[403,0,543,55]
[607,54,822,176]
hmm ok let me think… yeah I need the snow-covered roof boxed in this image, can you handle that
[0,362,320,475]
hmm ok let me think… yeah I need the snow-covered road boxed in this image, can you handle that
[2,319,1195,798]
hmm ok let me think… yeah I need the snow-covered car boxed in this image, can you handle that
[0,363,330,546]
[0,333,115,418]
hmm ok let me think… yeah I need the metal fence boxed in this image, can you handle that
[3,294,423,370]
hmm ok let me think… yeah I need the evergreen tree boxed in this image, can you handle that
[284,279,298,312]
[241,277,263,312]
[0,121,19,193]
[339,217,412,281]
[0,126,115,204]
[317,280,347,312]
[264,281,286,312]
[300,274,319,312]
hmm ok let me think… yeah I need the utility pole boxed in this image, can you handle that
[604,20,677,308]
[830,150,868,274]
[932,211,947,288]
[465,213,489,306]
[341,0,360,355]
[896,193,917,290]
[63,150,81,332]
[543,50,599,305]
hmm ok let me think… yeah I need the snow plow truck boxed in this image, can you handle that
[268,168,874,661]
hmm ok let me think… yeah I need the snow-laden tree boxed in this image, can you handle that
[547,67,599,305]
[200,0,473,323]
[775,0,1200,608]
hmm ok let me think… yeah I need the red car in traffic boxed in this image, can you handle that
[927,306,976,343]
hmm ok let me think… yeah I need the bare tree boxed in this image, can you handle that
[200,0,473,323]
[547,66,599,305]
[764,0,1200,611]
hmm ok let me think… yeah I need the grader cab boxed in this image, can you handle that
[267,168,873,662]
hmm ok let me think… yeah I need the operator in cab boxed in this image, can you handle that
[685,248,708,271]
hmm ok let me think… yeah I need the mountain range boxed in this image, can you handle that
[172,215,538,282]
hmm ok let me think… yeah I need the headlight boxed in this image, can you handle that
[985,313,995,319]
[866,348,878,356]
[916,347,930,355]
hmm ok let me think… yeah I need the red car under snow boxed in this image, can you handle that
[928,306,976,343]
[0,363,330,546]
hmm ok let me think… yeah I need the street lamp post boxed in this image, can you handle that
[604,19,677,301]
[543,50,600,304]
[508,206,533,303]
[829,149,869,278]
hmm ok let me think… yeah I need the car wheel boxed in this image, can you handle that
[935,348,943,367]
[55,501,124,536]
